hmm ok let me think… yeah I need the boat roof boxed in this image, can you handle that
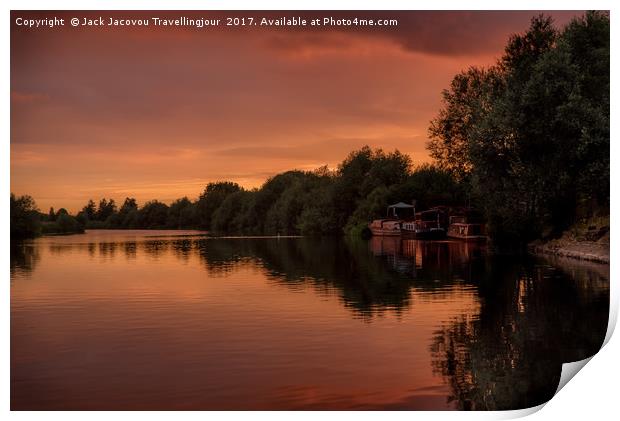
[387,202,415,209]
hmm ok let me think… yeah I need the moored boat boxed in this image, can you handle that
[369,202,448,238]
[368,219,402,236]
[446,210,487,241]
[401,207,447,239]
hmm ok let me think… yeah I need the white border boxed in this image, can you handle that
[3,1,617,420]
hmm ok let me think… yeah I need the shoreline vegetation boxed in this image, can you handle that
[528,215,610,264]
[11,13,609,263]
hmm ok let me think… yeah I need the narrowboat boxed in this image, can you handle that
[368,202,414,237]
[447,209,487,241]
[369,202,448,238]
[368,219,402,236]
[401,207,447,239]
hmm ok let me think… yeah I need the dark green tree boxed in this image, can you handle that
[118,197,139,227]
[54,213,84,234]
[96,198,117,221]
[138,200,169,229]
[167,197,195,229]
[119,197,138,214]
[427,12,609,245]
[196,182,241,230]
[10,194,41,239]
[80,199,97,221]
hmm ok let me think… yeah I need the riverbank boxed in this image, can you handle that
[528,216,609,264]
[41,220,84,236]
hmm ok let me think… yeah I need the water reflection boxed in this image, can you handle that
[370,236,487,281]
[429,255,609,409]
[10,231,609,410]
[10,242,40,279]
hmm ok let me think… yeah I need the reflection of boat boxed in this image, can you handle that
[369,235,487,277]
[447,210,487,241]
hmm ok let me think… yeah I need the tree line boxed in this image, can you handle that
[10,146,465,239]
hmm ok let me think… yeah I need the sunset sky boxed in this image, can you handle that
[11,10,583,212]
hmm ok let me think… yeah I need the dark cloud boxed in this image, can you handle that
[12,10,584,57]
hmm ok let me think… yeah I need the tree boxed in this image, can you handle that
[10,194,41,239]
[80,200,97,221]
[196,182,241,230]
[297,185,340,236]
[119,197,138,214]
[118,197,139,227]
[427,13,609,245]
[55,213,84,234]
[263,172,325,235]
[96,198,117,221]
[167,197,195,229]
[138,200,169,229]
[428,66,504,181]
[211,190,255,234]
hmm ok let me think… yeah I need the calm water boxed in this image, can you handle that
[11,230,609,410]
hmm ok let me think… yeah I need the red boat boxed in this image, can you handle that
[368,219,402,236]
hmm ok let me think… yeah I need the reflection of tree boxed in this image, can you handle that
[141,240,169,259]
[98,241,118,258]
[10,242,40,277]
[429,257,609,410]
[192,238,257,276]
[27,236,485,320]
[171,239,193,262]
[193,237,417,318]
[123,242,137,260]
[190,237,487,319]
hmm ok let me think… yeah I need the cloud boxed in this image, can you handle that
[10,10,586,211]
[11,90,49,104]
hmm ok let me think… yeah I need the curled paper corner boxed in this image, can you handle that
[495,402,546,419]
[503,358,596,419]
[555,356,593,395]
[602,284,618,347]
[527,289,616,417]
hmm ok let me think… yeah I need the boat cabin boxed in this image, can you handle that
[447,209,487,240]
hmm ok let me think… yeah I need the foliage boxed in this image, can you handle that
[211,190,255,234]
[11,193,85,238]
[10,144,468,239]
[81,200,97,220]
[137,200,169,229]
[10,194,41,239]
[96,198,117,221]
[42,213,85,235]
[427,12,609,245]
[196,182,241,229]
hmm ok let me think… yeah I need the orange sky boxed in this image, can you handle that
[11,11,583,212]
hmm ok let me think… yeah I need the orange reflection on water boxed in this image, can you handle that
[11,231,608,410]
[11,231,486,410]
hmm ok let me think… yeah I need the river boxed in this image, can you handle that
[10,230,609,410]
